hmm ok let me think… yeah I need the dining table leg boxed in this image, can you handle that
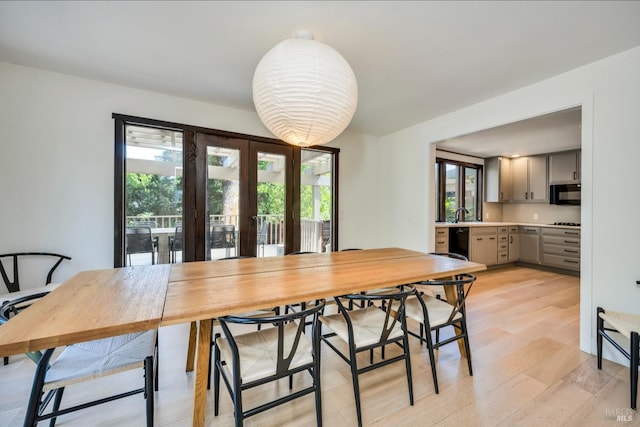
[192,318,212,427]
[185,321,197,372]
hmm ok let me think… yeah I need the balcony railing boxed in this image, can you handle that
[126,214,329,253]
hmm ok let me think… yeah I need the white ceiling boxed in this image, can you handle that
[1,1,639,150]
[436,107,582,158]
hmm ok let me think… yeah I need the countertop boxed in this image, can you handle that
[435,221,580,229]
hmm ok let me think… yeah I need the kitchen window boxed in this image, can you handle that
[435,158,482,222]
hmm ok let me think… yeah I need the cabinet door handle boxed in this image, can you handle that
[530,192,534,199]
[477,238,483,241]
[510,236,513,244]
[564,259,579,264]
[573,171,577,180]
[564,240,578,244]
[525,192,529,200]
[489,237,496,240]
[564,249,579,254]
[564,231,579,235]
[500,191,503,200]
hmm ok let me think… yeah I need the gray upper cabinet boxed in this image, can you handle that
[511,155,548,202]
[549,149,581,184]
[485,156,512,202]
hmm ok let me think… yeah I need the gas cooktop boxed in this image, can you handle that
[550,222,581,227]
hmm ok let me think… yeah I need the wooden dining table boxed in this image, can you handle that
[0,248,485,427]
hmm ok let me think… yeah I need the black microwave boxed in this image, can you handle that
[549,183,581,205]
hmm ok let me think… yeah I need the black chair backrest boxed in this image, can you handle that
[415,273,476,323]
[211,224,236,249]
[0,252,71,293]
[173,225,183,250]
[211,225,227,249]
[126,226,154,253]
[218,299,326,375]
[223,225,236,247]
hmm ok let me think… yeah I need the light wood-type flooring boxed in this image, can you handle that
[1,266,637,426]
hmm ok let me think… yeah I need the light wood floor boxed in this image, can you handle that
[1,266,637,426]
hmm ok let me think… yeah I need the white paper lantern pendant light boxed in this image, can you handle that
[253,31,358,147]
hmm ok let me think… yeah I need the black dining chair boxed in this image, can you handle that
[320,286,415,427]
[211,224,237,258]
[257,221,268,257]
[169,224,183,263]
[0,251,71,365]
[213,299,325,426]
[126,225,158,265]
[404,273,476,394]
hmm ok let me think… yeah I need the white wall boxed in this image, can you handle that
[502,203,580,224]
[379,45,640,360]
[0,62,379,289]
[327,133,381,250]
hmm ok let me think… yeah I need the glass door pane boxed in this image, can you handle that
[256,151,286,257]
[300,150,333,253]
[124,125,183,265]
[207,146,240,260]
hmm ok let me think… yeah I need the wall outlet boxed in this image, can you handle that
[533,212,539,220]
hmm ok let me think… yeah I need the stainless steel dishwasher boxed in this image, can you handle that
[448,227,469,259]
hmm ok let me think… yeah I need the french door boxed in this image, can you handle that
[188,133,298,260]
[114,114,338,267]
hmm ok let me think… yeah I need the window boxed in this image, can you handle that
[435,158,482,222]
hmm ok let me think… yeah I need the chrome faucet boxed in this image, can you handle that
[454,207,470,223]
